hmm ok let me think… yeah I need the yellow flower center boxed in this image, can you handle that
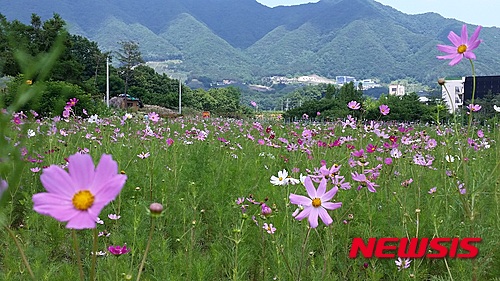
[312,198,321,207]
[457,44,467,54]
[72,190,95,210]
[279,177,283,181]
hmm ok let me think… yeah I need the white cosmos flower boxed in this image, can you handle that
[390,148,402,159]
[88,114,99,123]
[27,129,36,138]
[270,169,288,186]
[494,105,500,112]
[286,177,300,185]
[445,155,455,163]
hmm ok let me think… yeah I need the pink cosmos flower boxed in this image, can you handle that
[32,153,127,229]
[250,101,257,107]
[148,112,160,123]
[62,109,70,118]
[108,244,130,256]
[347,101,361,110]
[351,172,378,192]
[313,164,341,183]
[263,223,276,234]
[379,104,390,116]
[137,152,150,159]
[395,257,411,271]
[30,167,41,173]
[108,214,121,220]
[0,179,7,199]
[384,158,393,165]
[289,177,342,228]
[467,104,481,112]
[437,24,482,66]
[477,130,484,138]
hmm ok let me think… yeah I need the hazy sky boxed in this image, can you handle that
[256,0,499,27]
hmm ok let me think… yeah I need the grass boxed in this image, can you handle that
[0,109,499,280]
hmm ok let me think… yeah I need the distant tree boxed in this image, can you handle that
[325,84,336,99]
[116,41,144,95]
[69,35,109,84]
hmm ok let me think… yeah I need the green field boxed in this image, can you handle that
[1,107,499,280]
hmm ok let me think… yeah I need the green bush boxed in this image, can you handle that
[5,76,92,116]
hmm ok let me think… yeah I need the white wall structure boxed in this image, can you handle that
[441,78,465,113]
[389,84,405,96]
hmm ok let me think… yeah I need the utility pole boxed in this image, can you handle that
[106,56,109,107]
[178,78,182,115]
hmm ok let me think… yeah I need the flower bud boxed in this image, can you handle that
[261,203,272,217]
[437,78,446,86]
[149,202,163,216]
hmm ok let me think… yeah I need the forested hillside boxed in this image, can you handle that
[2,0,500,83]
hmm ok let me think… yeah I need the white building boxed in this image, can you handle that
[336,76,355,86]
[389,84,405,96]
[441,77,465,113]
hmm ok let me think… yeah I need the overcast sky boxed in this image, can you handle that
[256,0,499,27]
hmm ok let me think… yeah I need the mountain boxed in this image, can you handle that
[1,0,500,84]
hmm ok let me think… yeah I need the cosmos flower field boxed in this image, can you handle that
[1,107,499,280]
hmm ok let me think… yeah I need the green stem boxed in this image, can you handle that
[90,228,98,281]
[5,225,35,280]
[71,229,84,281]
[297,227,312,281]
[467,59,476,134]
[261,228,266,281]
[136,218,156,281]
[278,245,295,280]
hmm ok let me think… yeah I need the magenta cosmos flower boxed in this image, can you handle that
[32,153,127,229]
[437,24,482,66]
[108,244,130,256]
[289,177,342,228]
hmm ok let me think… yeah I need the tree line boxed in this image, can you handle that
[0,13,249,117]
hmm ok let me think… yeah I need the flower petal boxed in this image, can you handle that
[317,207,333,226]
[92,175,126,205]
[32,193,79,222]
[68,153,95,190]
[437,53,459,60]
[316,178,327,197]
[448,55,464,66]
[295,206,312,221]
[92,154,127,202]
[65,210,98,229]
[467,39,481,51]
[437,44,457,54]
[321,185,338,202]
[303,176,316,198]
[308,207,319,228]
[40,165,77,197]
[469,25,482,44]
[289,193,312,206]
[322,201,342,210]
[460,25,468,45]
[447,31,461,47]
[464,51,476,60]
